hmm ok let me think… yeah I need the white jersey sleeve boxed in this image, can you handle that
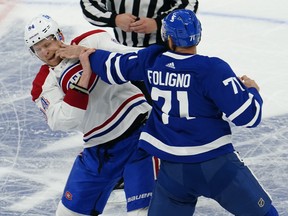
[32,62,88,132]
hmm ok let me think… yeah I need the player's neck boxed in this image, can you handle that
[174,46,197,55]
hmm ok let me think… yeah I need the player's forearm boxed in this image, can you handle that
[77,71,90,90]
[77,48,96,90]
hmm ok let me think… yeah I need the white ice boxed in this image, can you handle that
[0,0,287,215]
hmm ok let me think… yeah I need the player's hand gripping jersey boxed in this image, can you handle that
[31,30,151,147]
[89,44,263,162]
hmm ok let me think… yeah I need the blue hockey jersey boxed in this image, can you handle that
[90,45,263,163]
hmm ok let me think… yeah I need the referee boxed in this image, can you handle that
[80,0,199,48]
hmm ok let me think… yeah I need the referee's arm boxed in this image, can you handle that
[80,0,118,27]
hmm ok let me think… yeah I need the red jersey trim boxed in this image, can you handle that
[64,89,89,110]
[31,64,50,101]
[84,93,144,137]
[71,29,106,45]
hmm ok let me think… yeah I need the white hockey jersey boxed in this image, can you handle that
[31,29,151,147]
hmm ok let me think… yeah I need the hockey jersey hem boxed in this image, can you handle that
[139,132,235,163]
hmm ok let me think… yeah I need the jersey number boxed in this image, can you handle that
[223,77,245,94]
[151,87,195,124]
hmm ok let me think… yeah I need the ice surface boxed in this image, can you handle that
[0,0,287,215]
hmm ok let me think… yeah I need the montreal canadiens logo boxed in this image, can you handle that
[60,61,97,94]
[65,191,73,200]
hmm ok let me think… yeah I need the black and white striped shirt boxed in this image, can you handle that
[80,0,199,47]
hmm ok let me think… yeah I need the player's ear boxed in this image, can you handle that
[58,31,65,42]
[168,36,176,51]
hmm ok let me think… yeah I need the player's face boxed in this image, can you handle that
[32,35,62,67]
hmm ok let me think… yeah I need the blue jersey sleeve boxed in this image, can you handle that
[89,49,129,84]
[203,58,263,128]
[89,45,166,85]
